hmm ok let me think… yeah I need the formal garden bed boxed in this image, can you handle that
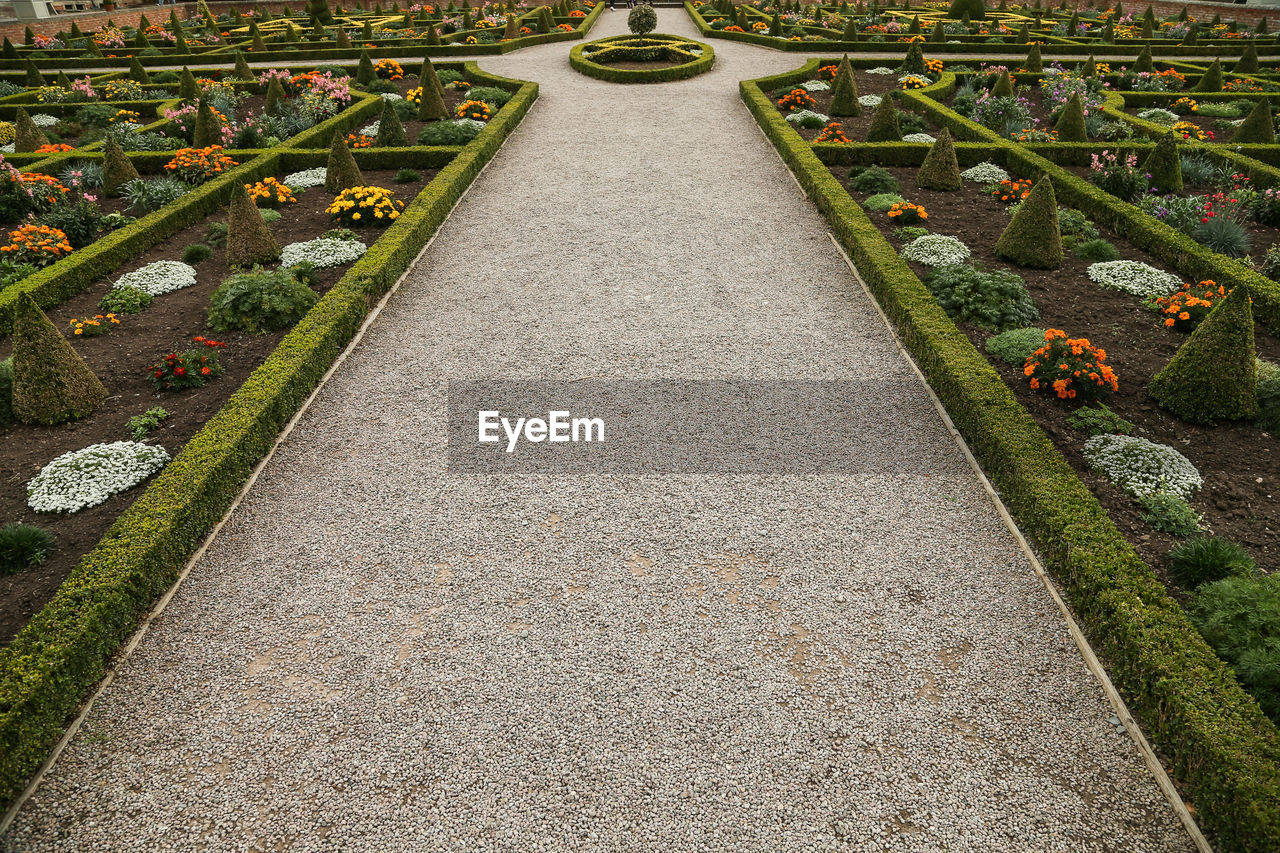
[570,32,715,83]
[746,43,1280,852]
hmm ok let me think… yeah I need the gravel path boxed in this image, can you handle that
[4,11,1198,852]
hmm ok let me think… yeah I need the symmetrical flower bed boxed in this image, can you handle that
[743,42,1280,852]
[571,33,715,83]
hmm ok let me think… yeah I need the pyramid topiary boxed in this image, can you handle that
[233,52,254,80]
[174,27,190,53]
[1024,44,1042,73]
[1142,132,1183,192]
[1134,45,1153,73]
[127,55,151,84]
[178,66,200,100]
[13,108,48,154]
[11,293,107,426]
[252,28,267,52]
[102,135,140,196]
[915,127,961,190]
[991,69,1014,98]
[829,55,860,117]
[1233,42,1259,75]
[930,20,945,42]
[419,56,447,99]
[1232,97,1274,145]
[356,50,375,85]
[226,181,281,268]
[1054,91,1088,142]
[23,60,41,88]
[325,131,364,192]
[1192,59,1223,93]
[265,75,287,115]
[865,93,902,142]
[192,100,221,148]
[842,17,858,40]
[55,70,74,90]
[336,27,352,48]
[3,38,20,60]
[994,174,1062,269]
[376,99,408,146]
[425,22,441,45]
[1181,24,1198,46]
[902,42,926,75]
[1149,287,1258,424]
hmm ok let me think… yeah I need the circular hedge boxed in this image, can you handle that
[569,34,715,83]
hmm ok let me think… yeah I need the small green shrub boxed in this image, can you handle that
[436,70,463,85]
[1190,573,1280,720]
[204,221,229,248]
[628,3,657,34]
[849,165,900,195]
[1258,359,1280,433]
[1057,207,1099,248]
[864,193,906,212]
[393,169,420,184]
[362,79,397,94]
[1066,403,1134,436]
[208,268,319,334]
[893,226,930,242]
[259,209,282,224]
[1180,154,1218,189]
[417,120,482,145]
[182,243,212,264]
[1073,238,1121,261]
[465,85,512,108]
[98,286,152,315]
[1168,536,1257,589]
[123,177,187,214]
[0,523,55,575]
[37,201,102,249]
[925,263,1040,332]
[1138,493,1205,537]
[126,406,169,440]
[984,326,1046,365]
[1196,216,1251,258]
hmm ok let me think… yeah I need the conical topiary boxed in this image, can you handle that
[842,17,858,40]
[174,27,190,53]
[1192,59,1223,93]
[55,70,74,90]
[23,60,41,88]
[13,108,48,153]
[1234,42,1259,75]
[1081,54,1096,78]
[192,100,221,148]
[829,55,860,117]
[865,93,902,142]
[376,99,408,146]
[336,26,352,47]
[417,76,447,120]
[992,69,1014,98]
[1232,97,1274,145]
[1142,132,1182,192]
[915,127,961,190]
[226,181,280,268]
[252,28,267,51]
[102,135,140,196]
[3,37,21,60]
[11,293,107,426]
[1149,287,1258,424]
[265,75,287,114]
[426,22,441,44]
[356,49,374,85]
[127,55,150,84]
[1135,45,1153,73]
[233,52,254,80]
[994,174,1062,268]
[1024,43,1042,73]
[325,130,364,192]
[1054,91,1088,142]
[902,42,926,75]
[1181,24,1198,47]
[178,66,200,100]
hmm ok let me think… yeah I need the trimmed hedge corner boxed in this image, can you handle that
[741,67,1280,853]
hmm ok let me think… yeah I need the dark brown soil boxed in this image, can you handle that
[776,71,922,143]
[0,167,434,645]
[844,165,1280,596]
[603,59,687,71]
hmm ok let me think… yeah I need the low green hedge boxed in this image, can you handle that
[741,68,1280,853]
[569,34,714,84]
[0,60,538,809]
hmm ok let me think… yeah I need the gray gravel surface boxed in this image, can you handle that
[4,11,1197,852]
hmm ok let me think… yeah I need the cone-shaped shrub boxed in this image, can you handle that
[1081,54,1096,78]
[842,18,858,40]
[4,38,21,60]
[865,94,902,142]
[362,18,373,39]
[127,55,151,84]
[1181,24,1198,46]
[22,25,32,46]
[102,135,140,196]
[13,108,47,153]
[992,69,1014,98]
[1149,287,1258,424]
[23,60,41,88]
[829,55,860,117]
[134,29,150,48]
[915,127,961,190]
[1234,42,1259,75]
[994,175,1062,269]
[930,20,945,42]
[1054,91,1088,142]
[1192,59,1223,93]
[178,66,200,100]
[252,30,267,51]
[336,27,352,47]
[233,52,254,79]
[265,75,287,115]
[902,42,926,75]
[226,182,281,268]
[1135,45,1153,73]
[538,7,553,32]
[325,131,364,192]
[419,56,446,99]
[174,27,190,53]
[1257,16,1269,36]
[1140,17,1152,38]
[55,70,74,90]
[192,100,221,148]
[1232,97,1274,145]
[84,38,103,58]
[1142,132,1183,192]
[11,293,106,426]
[376,100,408,146]
[1024,44,1042,73]
[907,14,920,34]
[426,22,441,44]
[356,50,375,84]
[503,16,518,38]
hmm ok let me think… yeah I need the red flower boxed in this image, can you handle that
[174,367,186,376]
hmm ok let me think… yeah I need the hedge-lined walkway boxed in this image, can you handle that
[3,11,1199,851]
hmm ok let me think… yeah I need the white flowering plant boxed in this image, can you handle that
[1137,108,1180,126]
[112,260,198,297]
[960,162,1010,183]
[28,441,171,514]
[858,94,882,108]
[801,80,830,92]
[866,67,894,75]
[1083,434,1203,499]
[786,109,829,129]
[29,114,58,127]
[900,234,971,266]
[283,167,327,190]
[280,236,368,270]
[902,132,936,144]
[1086,260,1180,298]
[359,120,381,136]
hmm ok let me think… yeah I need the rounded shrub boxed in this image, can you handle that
[0,523,55,575]
[182,243,212,264]
[1189,573,1280,719]
[1196,216,1251,258]
[628,4,657,35]
[1168,536,1257,589]
[417,120,483,145]
[1073,238,1121,262]
[208,268,319,334]
[863,192,906,212]
[849,165,900,194]
[984,326,1047,365]
[925,263,1040,332]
